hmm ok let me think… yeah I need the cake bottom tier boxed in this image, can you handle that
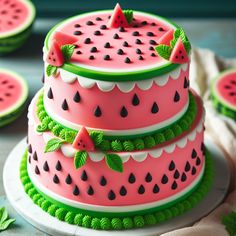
[20,149,213,230]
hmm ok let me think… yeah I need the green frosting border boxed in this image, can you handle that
[20,149,213,230]
[36,91,197,152]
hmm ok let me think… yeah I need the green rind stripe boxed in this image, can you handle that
[20,149,213,230]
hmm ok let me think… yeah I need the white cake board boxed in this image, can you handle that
[3,137,230,236]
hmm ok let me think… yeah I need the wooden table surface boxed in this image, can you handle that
[0,18,236,235]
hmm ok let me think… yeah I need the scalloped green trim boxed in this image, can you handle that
[20,149,213,230]
[36,91,197,152]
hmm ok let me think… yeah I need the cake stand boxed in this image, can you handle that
[3,137,230,236]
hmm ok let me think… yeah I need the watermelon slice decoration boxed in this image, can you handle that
[53,31,78,47]
[211,68,236,120]
[72,127,95,151]
[46,40,64,67]
[0,68,28,127]
[0,0,36,54]
[157,29,174,45]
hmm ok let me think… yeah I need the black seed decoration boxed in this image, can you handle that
[43,161,49,172]
[90,47,97,53]
[149,40,157,45]
[136,48,142,54]
[35,166,40,175]
[151,22,156,26]
[47,88,53,99]
[185,162,191,172]
[171,181,178,190]
[132,94,140,106]
[141,21,147,25]
[108,190,116,200]
[28,144,32,153]
[100,176,107,186]
[133,24,139,28]
[113,33,119,39]
[89,55,95,60]
[84,38,91,44]
[65,174,72,184]
[104,42,110,48]
[41,74,45,84]
[145,173,152,182]
[192,149,197,159]
[94,30,101,36]
[74,30,82,35]
[181,173,187,182]
[117,49,124,55]
[138,185,145,194]
[174,170,180,179]
[120,106,128,117]
[33,152,38,161]
[192,167,197,175]
[147,32,154,36]
[196,157,201,166]
[151,53,156,57]
[151,102,159,114]
[153,184,160,193]
[74,23,81,28]
[184,77,189,89]
[62,99,69,110]
[108,15,111,19]
[201,143,205,151]
[132,31,139,36]
[161,174,168,184]
[149,46,154,51]
[73,186,80,196]
[104,55,110,60]
[86,20,94,25]
[53,174,59,184]
[94,106,102,117]
[100,25,107,30]
[119,27,125,32]
[128,173,136,183]
[125,57,131,63]
[169,161,175,171]
[120,186,127,196]
[28,156,31,163]
[81,170,88,181]
[56,161,62,171]
[123,41,129,47]
[96,17,102,21]
[174,91,180,102]
[139,55,144,60]
[159,27,165,31]
[87,186,94,195]
[73,91,81,103]
[76,50,82,55]
[135,39,142,44]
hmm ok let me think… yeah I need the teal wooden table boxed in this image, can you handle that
[0,18,236,235]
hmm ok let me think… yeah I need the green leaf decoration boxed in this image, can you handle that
[46,64,57,77]
[0,207,15,232]
[44,138,64,153]
[90,131,104,146]
[65,131,77,144]
[61,44,75,62]
[123,9,133,24]
[36,123,48,133]
[155,45,172,60]
[105,153,123,173]
[222,211,236,236]
[74,151,88,169]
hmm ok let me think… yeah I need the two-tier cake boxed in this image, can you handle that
[20,4,213,231]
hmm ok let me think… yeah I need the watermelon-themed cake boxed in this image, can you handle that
[0,0,36,54]
[211,68,236,120]
[21,4,213,231]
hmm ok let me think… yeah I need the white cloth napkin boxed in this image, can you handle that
[161,48,236,236]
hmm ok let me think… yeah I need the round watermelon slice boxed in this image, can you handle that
[0,0,35,54]
[0,68,28,127]
[211,68,236,120]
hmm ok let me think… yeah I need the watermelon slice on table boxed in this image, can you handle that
[53,31,78,47]
[0,68,28,127]
[46,40,64,67]
[211,68,236,120]
[157,29,174,45]
[169,38,189,64]
[72,127,95,151]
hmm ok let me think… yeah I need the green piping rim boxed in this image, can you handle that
[20,149,213,230]
[36,91,197,152]
[44,10,188,82]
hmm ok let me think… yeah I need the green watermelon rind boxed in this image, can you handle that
[0,0,36,39]
[20,148,213,229]
[45,10,187,82]
[0,68,28,118]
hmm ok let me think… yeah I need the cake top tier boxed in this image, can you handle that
[44,4,190,81]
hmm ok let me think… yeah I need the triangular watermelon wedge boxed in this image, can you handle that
[72,127,95,151]
[169,38,189,64]
[53,31,78,47]
[157,29,174,45]
[107,3,129,28]
[46,40,64,67]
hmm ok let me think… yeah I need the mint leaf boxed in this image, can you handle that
[36,124,48,133]
[105,153,123,173]
[174,28,188,42]
[46,64,57,77]
[0,219,15,231]
[90,131,104,146]
[61,44,75,62]
[123,10,133,24]
[222,211,236,236]
[65,131,77,144]
[44,138,64,153]
[74,151,88,169]
[0,207,15,232]
[155,45,172,60]
[0,208,8,224]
